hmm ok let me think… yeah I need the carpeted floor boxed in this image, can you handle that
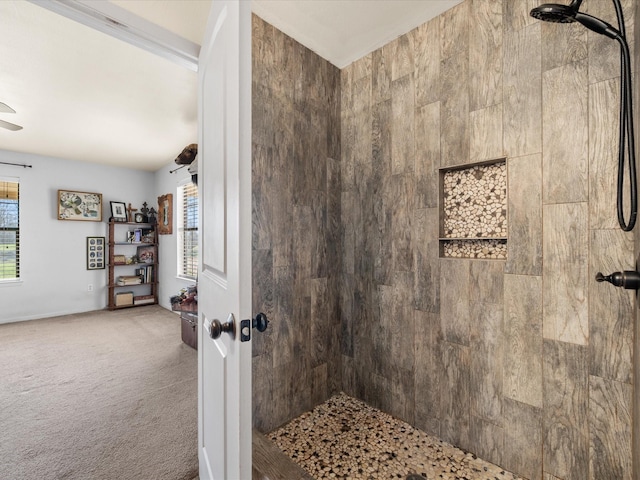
[0,306,198,480]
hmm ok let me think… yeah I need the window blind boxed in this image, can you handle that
[0,180,19,280]
[179,182,198,279]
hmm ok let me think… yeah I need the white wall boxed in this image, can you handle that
[154,160,196,310]
[0,150,154,323]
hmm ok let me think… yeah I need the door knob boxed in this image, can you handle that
[596,270,640,290]
[209,318,234,339]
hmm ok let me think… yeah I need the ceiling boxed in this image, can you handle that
[0,0,460,172]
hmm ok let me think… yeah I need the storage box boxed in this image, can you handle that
[181,312,198,350]
[115,292,134,306]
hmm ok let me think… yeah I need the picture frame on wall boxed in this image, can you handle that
[157,193,173,235]
[87,236,105,270]
[110,201,127,222]
[58,190,102,221]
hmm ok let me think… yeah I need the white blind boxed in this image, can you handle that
[0,180,19,280]
[179,182,198,279]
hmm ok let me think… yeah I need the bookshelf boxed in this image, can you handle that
[107,221,158,310]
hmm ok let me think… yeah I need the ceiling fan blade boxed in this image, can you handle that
[0,119,23,131]
[0,102,16,114]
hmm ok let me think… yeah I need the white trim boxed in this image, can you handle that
[28,0,199,71]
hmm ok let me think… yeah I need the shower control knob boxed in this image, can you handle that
[252,313,269,332]
[596,270,640,290]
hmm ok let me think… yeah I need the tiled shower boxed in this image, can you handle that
[251,0,638,478]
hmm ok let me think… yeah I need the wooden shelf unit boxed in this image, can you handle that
[107,221,158,310]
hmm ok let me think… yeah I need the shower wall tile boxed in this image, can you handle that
[414,18,441,107]
[504,274,543,408]
[543,340,589,480]
[589,229,634,384]
[469,415,503,467]
[439,341,470,450]
[441,52,470,167]
[469,0,503,111]
[505,154,543,275]
[391,75,415,175]
[542,60,588,204]
[469,259,504,306]
[503,0,539,33]
[586,0,635,85]
[389,174,415,272]
[391,33,415,81]
[414,310,443,437]
[503,23,542,158]
[440,259,470,346]
[440,1,469,60]
[372,42,392,105]
[589,375,633,480]
[540,21,587,73]
[542,202,588,345]
[252,15,341,433]
[589,78,620,230]
[415,102,440,209]
[503,398,543,480]
[470,103,503,162]
[414,208,440,313]
[469,302,504,423]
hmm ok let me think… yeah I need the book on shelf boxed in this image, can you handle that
[134,265,154,283]
[117,275,142,286]
[134,294,155,306]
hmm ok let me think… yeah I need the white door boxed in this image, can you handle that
[197,1,252,479]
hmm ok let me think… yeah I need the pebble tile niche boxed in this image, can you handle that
[440,160,507,259]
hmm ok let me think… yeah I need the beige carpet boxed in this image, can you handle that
[0,306,198,480]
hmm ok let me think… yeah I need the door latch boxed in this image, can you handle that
[240,312,269,342]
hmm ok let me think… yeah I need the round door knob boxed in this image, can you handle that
[252,313,269,332]
[210,318,234,339]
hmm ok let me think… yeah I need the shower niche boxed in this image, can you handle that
[439,159,507,259]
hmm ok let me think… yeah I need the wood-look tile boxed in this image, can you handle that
[341,191,356,275]
[440,1,469,60]
[340,274,354,357]
[503,0,539,33]
[253,352,274,432]
[391,33,415,81]
[505,154,543,275]
[414,18,440,107]
[469,302,503,423]
[439,341,470,450]
[542,60,588,204]
[589,229,634,384]
[543,340,589,480]
[353,75,372,166]
[440,259,470,346]
[372,42,392,104]
[272,266,294,368]
[252,249,274,358]
[391,75,415,175]
[540,21,587,73]
[441,52,469,167]
[503,24,542,158]
[469,415,503,467]
[504,274,543,408]
[503,398,543,480]
[470,259,504,306]
[310,278,329,368]
[542,202,588,345]
[589,78,620,230]
[470,103,503,162]
[415,102,440,209]
[414,208,440,313]
[389,174,415,273]
[310,192,328,279]
[589,375,632,480]
[414,310,443,437]
[469,0,503,111]
[342,355,356,398]
[252,143,273,251]
[391,272,415,373]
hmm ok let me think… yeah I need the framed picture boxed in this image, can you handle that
[110,201,127,222]
[58,190,102,221]
[137,245,155,263]
[157,193,173,235]
[87,236,105,270]
[133,228,142,243]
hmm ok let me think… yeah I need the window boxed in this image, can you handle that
[178,182,198,279]
[0,179,19,280]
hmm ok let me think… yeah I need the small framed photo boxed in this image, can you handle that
[110,201,127,222]
[58,190,102,221]
[133,228,142,243]
[87,237,105,270]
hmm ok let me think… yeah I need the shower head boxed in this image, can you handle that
[530,0,621,39]
[530,0,582,23]
[530,3,578,23]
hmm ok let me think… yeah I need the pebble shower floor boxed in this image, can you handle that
[269,393,525,480]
